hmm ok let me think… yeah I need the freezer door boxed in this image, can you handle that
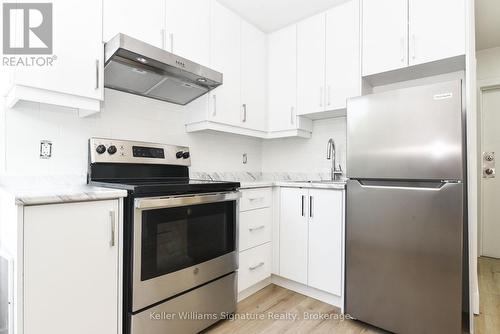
[345,179,463,334]
[347,80,463,180]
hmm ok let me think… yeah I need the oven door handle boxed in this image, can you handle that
[135,191,241,209]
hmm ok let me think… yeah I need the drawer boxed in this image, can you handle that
[240,188,272,211]
[239,208,272,251]
[238,242,272,292]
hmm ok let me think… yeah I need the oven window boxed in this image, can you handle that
[141,201,236,281]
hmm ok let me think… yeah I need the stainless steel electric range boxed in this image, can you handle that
[87,137,240,334]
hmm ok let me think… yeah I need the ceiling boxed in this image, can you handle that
[217,0,349,33]
[475,0,500,50]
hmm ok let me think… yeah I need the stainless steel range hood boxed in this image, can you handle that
[104,34,222,105]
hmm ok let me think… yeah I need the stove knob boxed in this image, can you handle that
[107,145,117,155]
[96,144,106,154]
[182,152,190,159]
[176,151,184,159]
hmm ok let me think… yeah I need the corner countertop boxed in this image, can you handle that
[239,180,346,190]
[0,184,128,206]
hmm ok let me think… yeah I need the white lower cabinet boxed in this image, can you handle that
[279,187,344,295]
[238,188,273,293]
[23,200,120,334]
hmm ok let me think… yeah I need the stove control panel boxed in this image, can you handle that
[89,138,191,166]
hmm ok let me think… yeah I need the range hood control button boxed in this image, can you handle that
[107,145,117,155]
[176,151,184,159]
[182,152,190,159]
[96,145,106,154]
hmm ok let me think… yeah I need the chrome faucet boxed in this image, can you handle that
[327,138,343,181]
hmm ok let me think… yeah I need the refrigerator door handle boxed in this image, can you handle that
[355,180,458,191]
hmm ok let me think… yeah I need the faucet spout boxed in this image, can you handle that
[327,138,342,181]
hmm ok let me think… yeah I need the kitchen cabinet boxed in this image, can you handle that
[164,0,210,66]
[103,0,166,48]
[325,0,361,111]
[297,13,326,116]
[209,0,242,127]
[6,0,104,113]
[279,188,309,284]
[268,25,313,137]
[297,0,360,117]
[362,0,466,76]
[408,0,465,66]
[279,187,343,295]
[307,189,343,295]
[238,188,273,294]
[362,0,408,76]
[241,20,268,131]
[23,200,120,334]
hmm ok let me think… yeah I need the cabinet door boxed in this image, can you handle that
[279,188,308,284]
[24,200,119,334]
[325,0,361,110]
[297,13,326,116]
[209,0,241,126]
[241,20,268,131]
[268,25,298,132]
[308,189,343,295]
[14,0,103,100]
[103,0,165,48]
[165,0,210,66]
[362,0,408,76]
[408,0,465,66]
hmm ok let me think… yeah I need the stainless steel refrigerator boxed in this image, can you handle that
[345,80,466,334]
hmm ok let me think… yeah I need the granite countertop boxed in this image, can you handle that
[0,184,128,206]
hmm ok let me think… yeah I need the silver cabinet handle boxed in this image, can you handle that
[95,59,99,90]
[301,195,305,216]
[290,106,295,125]
[169,33,174,53]
[309,196,313,218]
[161,29,166,49]
[248,197,263,202]
[319,87,323,107]
[249,225,265,232]
[327,85,331,106]
[249,262,265,270]
[400,37,405,63]
[212,95,217,116]
[242,103,247,122]
[411,34,416,60]
[109,210,116,247]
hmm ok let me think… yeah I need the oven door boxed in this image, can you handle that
[132,191,239,312]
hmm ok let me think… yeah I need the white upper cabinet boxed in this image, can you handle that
[362,0,408,76]
[325,0,361,110]
[241,20,268,131]
[297,13,326,116]
[7,0,104,112]
[164,0,210,66]
[103,0,166,48]
[209,0,242,126]
[408,0,465,66]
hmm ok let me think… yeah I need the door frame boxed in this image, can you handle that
[478,78,500,257]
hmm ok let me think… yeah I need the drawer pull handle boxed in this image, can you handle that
[249,262,265,270]
[248,197,264,201]
[249,225,265,232]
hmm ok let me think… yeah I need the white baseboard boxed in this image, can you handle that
[237,277,272,302]
[271,275,342,311]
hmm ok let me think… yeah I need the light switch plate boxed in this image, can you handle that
[40,140,52,159]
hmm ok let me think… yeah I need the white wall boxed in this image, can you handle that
[1,89,263,178]
[262,117,346,175]
[477,46,500,80]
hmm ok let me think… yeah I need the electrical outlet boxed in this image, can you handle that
[242,153,247,164]
[40,140,52,159]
